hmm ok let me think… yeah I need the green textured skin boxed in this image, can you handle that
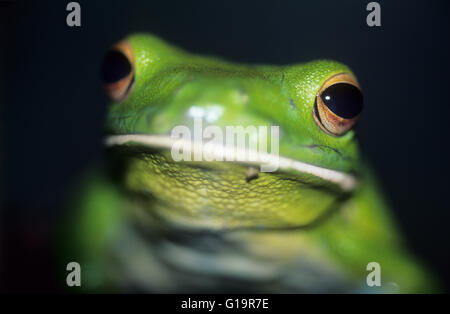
[67,34,438,293]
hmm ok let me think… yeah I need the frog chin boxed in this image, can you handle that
[105,134,357,192]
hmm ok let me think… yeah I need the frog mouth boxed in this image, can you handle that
[105,134,357,192]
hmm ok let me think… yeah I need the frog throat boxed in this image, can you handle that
[105,134,357,192]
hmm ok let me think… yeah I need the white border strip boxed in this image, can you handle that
[105,134,357,191]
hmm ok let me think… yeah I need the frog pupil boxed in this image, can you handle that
[100,50,132,84]
[320,83,363,119]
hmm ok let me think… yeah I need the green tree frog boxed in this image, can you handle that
[64,34,437,293]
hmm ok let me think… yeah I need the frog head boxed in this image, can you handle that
[101,34,364,230]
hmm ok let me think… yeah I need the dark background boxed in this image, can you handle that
[1,0,450,292]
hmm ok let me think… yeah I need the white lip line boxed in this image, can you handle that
[105,134,357,191]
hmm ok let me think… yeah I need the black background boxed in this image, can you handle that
[1,0,450,292]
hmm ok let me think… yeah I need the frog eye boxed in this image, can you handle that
[313,73,363,136]
[100,41,135,102]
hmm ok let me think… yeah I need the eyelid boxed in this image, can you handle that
[112,41,134,68]
[317,73,360,95]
